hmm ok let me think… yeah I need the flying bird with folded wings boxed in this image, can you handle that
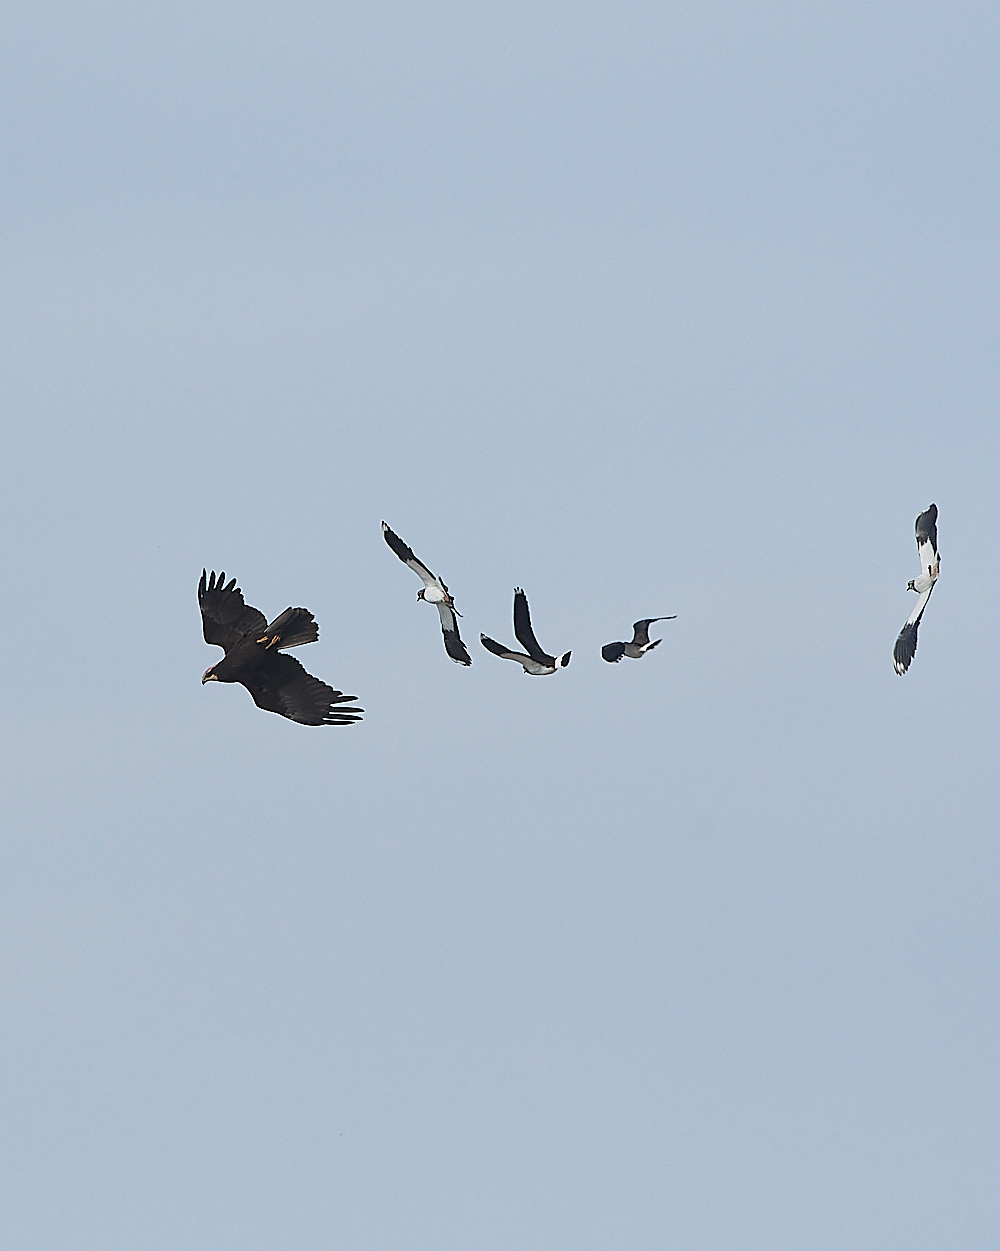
[480,587,571,675]
[381,522,473,665]
[893,504,940,675]
[199,571,363,725]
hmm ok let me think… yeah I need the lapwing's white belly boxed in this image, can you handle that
[912,571,936,594]
[523,658,555,675]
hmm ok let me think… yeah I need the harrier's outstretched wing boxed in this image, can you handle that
[199,570,267,651]
[241,653,363,726]
[435,602,472,666]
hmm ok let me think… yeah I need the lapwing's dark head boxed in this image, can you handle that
[202,665,220,684]
[906,579,917,592]
[416,588,426,603]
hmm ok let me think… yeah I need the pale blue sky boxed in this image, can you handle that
[2,3,999,1247]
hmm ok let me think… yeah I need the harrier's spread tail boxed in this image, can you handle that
[257,606,319,650]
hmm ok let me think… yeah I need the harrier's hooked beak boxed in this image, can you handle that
[202,667,219,683]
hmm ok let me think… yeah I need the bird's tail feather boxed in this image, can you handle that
[261,607,319,649]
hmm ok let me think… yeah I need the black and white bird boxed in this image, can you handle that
[480,587,571,675]
[893,504,940,676]
[601,616,677,663]
[382,522,472,666]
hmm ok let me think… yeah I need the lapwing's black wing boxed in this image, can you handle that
[382,521,447,592]
[631,616,676,646]
[914,504,939,575]
[893,584,934,676]
[512,588,554,666]
[480,633,529,664]
[436,602,472,666]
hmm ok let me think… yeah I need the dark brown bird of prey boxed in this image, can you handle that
[199,570,363,725]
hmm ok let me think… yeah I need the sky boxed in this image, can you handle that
[1,3,999,1247]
